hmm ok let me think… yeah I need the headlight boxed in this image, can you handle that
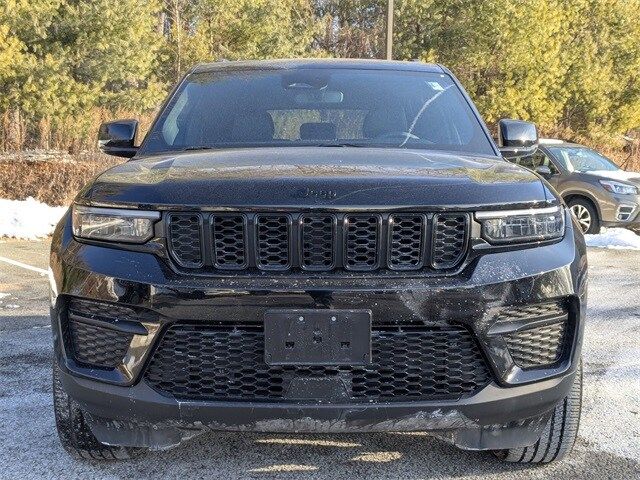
[476,206,565,244]
[599,180,638,195]
[72,205,160,243]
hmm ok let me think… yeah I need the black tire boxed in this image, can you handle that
[53,362,145,460]
[492,359,582,464]
[567,198,600,234]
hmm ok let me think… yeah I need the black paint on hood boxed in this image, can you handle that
[79,147,549,209]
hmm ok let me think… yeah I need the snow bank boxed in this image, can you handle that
[585,228,640,250]
[0,197,67,240]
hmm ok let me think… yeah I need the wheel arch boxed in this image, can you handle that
[562,193,601,222]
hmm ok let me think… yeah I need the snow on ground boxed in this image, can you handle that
[585,228,640,250]
[0,197,67,240]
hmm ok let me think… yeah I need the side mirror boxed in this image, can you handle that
[534,165,552,179]
[498,119,538,159]
[98,119,139,158]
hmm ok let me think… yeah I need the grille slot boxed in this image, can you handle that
[505,321,567,369]
[65,299,138,368]
[168,213,203,268]
[431,214,468,269]
[212,215,247,269]
[256,215,291,269]
[300,215,335,270]
[144,324,491,403]
[388,214,425,270]
[344,214,380,270]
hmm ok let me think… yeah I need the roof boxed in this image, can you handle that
[191,58,445,74]
[539,138,582,148]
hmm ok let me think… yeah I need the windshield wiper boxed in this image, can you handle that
[312,143,365,148]
[181,146,218,151]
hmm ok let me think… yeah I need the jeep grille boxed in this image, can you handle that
[166,211,469,273]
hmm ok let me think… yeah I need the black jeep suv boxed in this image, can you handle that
[50,59,586,463]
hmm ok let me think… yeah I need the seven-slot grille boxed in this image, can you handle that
[166,212,469,273]
[144,324,491,403]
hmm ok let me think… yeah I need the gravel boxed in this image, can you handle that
[0,239,638,479]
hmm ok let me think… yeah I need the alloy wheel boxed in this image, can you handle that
[570,204,591,233]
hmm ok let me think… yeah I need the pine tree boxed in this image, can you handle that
[160,0,319,81]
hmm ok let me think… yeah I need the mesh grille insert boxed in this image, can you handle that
[68,320,132,368]
[68,298,140,322]
[388,214,425,270]
[212,215,247,269]
[65,299,137,368]
[256,215,290,269]
[168,214,203,267]
[144,324,491,403]
[505,321,567,369]
[301,215,335,270]
[499,302,566,322]
[344,215,380,270]
[432,214,467,269]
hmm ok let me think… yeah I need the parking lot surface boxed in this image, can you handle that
[0,238,638,479]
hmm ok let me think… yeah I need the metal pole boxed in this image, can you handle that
[386,0,394,60]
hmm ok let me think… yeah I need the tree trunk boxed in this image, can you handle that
[6,107,24,151]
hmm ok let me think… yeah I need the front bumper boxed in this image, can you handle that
[598,192,640,228]
[49,211,587,450]
[59,367,574,450]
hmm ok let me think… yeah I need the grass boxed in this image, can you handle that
[0,152,123,206]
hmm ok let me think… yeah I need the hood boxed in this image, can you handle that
[80,147,548,208]
[581,169,640,187]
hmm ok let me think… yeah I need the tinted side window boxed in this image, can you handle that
[517,152,559,174]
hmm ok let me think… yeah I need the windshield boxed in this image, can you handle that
[548,146,620,172]
[140,68,495,156]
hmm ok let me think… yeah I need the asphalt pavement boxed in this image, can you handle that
[0,238,638,479]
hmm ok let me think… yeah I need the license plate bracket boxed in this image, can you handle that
[264,309,372,366]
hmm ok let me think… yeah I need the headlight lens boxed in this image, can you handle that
[476,206,565,244]
[72,205,160,243]
[599,180,638,195]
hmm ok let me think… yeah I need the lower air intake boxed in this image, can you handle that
[64,299,136,368]
[505,321,567,369]
[144,324,491,403]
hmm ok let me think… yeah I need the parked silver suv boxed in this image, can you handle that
[511,139,640,233]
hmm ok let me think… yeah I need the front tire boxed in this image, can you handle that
[568,198,600,234]
[492,359,582,464]
[53,362,145,460]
